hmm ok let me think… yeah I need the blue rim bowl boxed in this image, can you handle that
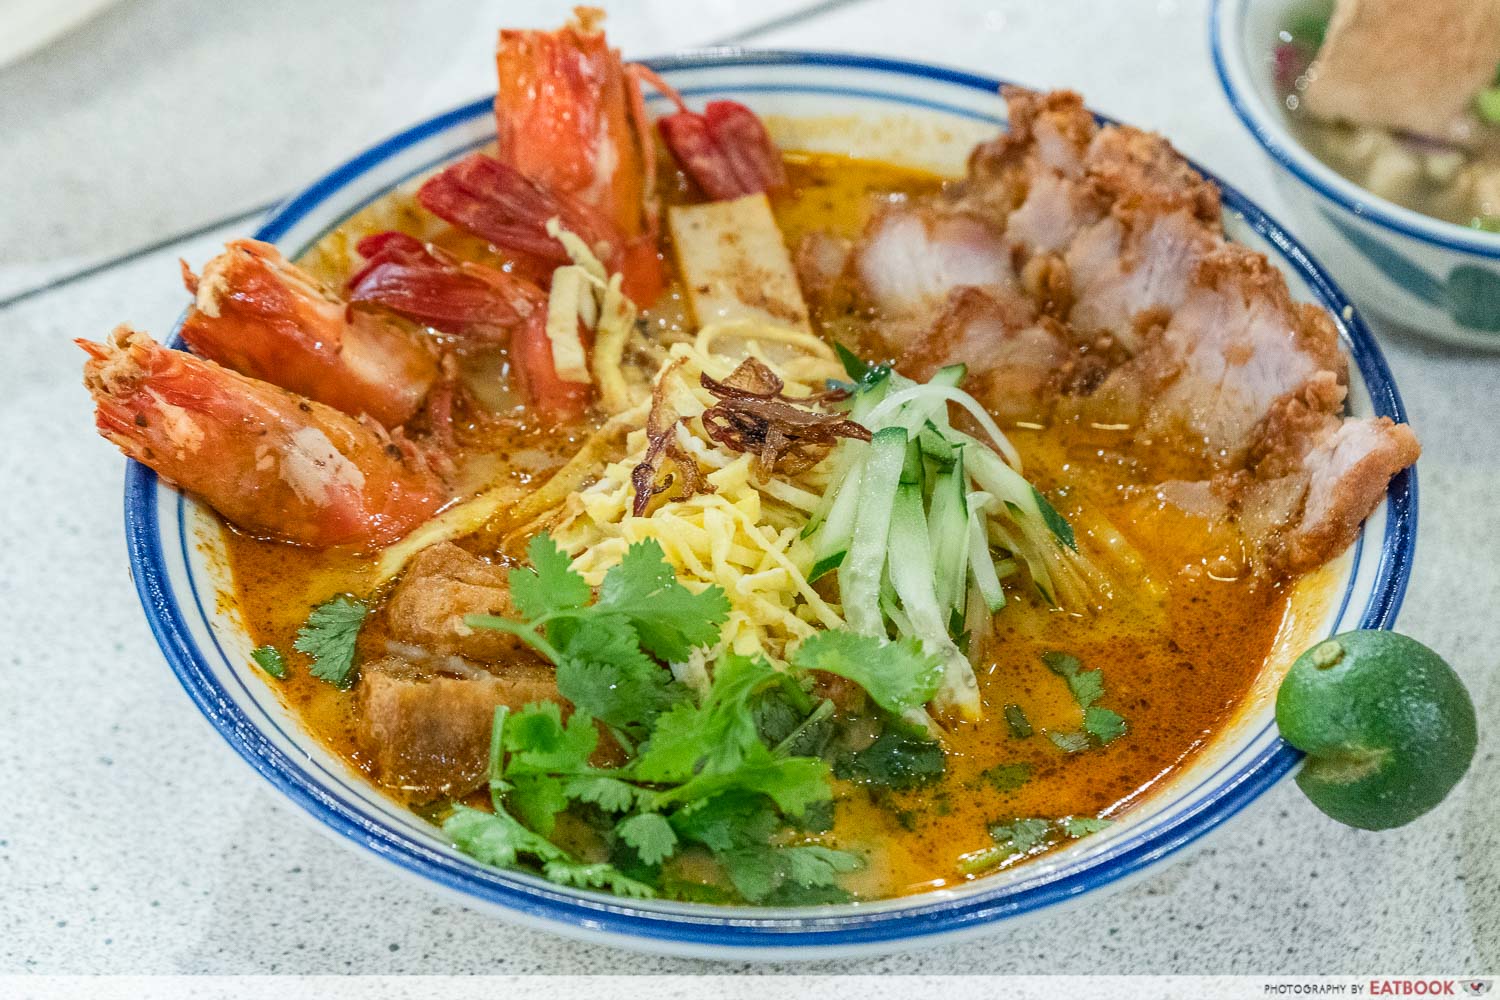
[123,50,1417,959]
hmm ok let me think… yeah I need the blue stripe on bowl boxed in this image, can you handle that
[122,50,1417,954]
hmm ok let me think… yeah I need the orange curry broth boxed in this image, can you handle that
[222,151,1293,899]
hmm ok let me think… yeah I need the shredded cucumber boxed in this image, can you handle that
[888,482,981,719]
[802,349,1095,723]
[966,491,1007,613]
[926,454,970,617]
[864,380,1021,470]
[840,427,908,636]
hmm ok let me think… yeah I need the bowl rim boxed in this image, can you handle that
[122,48,1418,954]
[1209,0,1500,258]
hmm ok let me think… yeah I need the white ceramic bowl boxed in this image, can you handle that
[1212,0,1500,350]
[125,51,1417,959]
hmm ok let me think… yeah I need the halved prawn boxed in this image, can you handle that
[181,240,438,428]
[80,327,447,548]
[416,154,621,289]
[420,8,661,306]
[494,6,660,303]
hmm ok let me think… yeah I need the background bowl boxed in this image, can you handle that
[1212,0,1500,351]
[125,51,1416,959]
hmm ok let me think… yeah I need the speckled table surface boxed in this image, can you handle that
[1,0,1495,977]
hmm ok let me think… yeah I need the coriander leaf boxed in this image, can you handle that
[541,860,656,899]
[251,645,286,679]
[553,616,684,731]
[1041,650,1083,678]
[507,774,570,837]
[1068,669,1105,710]
[663,744,832,818]
[563,776,643,813]
[294,595,367,686]
[632,654,775,781]
[595,538,729,661]
[630,702,705,783]
[990,817,1053,854]
[782,845,863,888]
[1004,703,1033,739]
[790,630,942,715]
[978,762,1031,793]
[1031,485,1077,551]
[443,804,567,868]
[761,881,852,906]
[508,532,591,619]
[789,797,835,834]
[1042,650,1108,711]
[670,791,781,853]
[752,688,803,746]
[1083,706,1127,745]
[502,701,598,774]
[720,843,860,903]
[835,731,946,790]
[615,813,678,866]
[1047,730,1090,754]
[719,846,778,903]
[1061,815,1113,838]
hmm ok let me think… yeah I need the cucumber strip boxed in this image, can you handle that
[879,573,914,636]
[900,436,925,487]
[918,420,958,467]
[875,388,1022,470]
[808,459,865,579]
[862,366,966,438]
[923,365,966,434]
[841,426,908,636]
[802,377,893,539]
[888,481,981,720]
[927,455,970,615]
[966,494,1007,613]
[802,440,863,541]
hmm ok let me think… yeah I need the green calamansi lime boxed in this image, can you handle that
[1276,631,1477,831]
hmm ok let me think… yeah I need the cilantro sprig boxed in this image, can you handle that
[445,534,901,903]
[466,535,728,738]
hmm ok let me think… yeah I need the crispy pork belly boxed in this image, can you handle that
[357,656,559,800]
[1303,0,1500,142]
[384,542,528,664]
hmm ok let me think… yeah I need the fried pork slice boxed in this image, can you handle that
[1240,417,1420,574]
[854,204,1015,321]
[1080,246,1347,467]
[384,542,529,664]
[898,288,1072,424]
[357,656,560,800]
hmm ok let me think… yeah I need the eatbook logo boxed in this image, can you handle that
[1462,982,1492,997]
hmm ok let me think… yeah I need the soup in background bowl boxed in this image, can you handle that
[1213,0,1500,349]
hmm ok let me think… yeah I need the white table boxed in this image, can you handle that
[1,0,1494,976]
